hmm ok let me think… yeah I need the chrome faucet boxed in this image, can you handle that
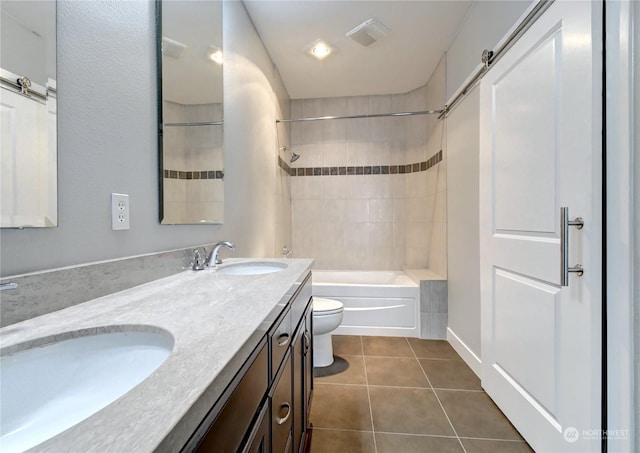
[206,241,235,266]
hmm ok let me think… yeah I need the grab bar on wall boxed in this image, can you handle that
[276,109,444,123]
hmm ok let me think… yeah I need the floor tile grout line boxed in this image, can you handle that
[367,383,431,390]
[363,354,460,360]
[458,435,529,443]
[431,387,485,392]
[360,336,378,453]
[315,381,486,394]
[311,427,374,433]
[374,431,459,439]
[406,337,469,453]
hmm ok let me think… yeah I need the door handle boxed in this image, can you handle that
[560,207,584,286]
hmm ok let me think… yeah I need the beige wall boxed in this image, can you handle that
[273,65,292,257]
[445,86,481,358]
[223,1,291,258]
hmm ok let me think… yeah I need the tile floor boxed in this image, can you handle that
[309,335,533,453]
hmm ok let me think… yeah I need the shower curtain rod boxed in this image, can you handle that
[276,109,444,123]
[164,121,223,127]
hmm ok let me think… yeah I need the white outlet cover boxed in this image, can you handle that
[111,193,130,230]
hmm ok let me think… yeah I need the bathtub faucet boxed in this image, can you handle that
[206,241,235,267]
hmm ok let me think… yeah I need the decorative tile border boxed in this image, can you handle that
[163,169,224,180]
[278,150,443,177]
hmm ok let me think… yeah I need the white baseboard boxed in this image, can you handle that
[447,327,482,377]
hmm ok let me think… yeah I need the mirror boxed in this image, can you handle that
[158,0,224,225]
[0,1,57,228]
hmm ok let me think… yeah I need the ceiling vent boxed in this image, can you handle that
[346,18,391,47]
[162,37,187,59]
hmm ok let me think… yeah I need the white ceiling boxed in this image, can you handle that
[243,0,473,100]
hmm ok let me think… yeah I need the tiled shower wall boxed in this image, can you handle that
[289,59,447,273]
[162,101,224,224]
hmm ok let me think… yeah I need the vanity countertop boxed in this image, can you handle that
[0,258,313,453]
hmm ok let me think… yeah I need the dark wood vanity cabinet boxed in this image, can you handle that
[269,274,313,453]
[183,272,312,453]
[243,400,270,453]
[192,343,269,453]
[292,302,313,453]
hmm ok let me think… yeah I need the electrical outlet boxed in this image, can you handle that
[111,193,130,230]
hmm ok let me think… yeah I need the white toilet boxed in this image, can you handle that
[312,297,344,367]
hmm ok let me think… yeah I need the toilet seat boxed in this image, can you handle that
[313,297,343,316]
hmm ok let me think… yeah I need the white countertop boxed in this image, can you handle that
[0,258,313,453]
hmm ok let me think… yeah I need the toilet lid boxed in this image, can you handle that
[313,297,343,315]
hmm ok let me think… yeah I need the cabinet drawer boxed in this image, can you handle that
[270,309,292,380]
[271,353,292,453]
[195,344,268,452]
[289,275,312,333]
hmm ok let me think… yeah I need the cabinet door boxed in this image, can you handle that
[292,327,304,453]
[242,402,270,453]
[303,305,313,424]
[271,353,292,453]
[194,345,268,453]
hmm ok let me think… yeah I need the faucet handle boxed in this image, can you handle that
[192,248,206,271]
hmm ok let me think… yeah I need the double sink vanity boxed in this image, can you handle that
[0,258,314,453]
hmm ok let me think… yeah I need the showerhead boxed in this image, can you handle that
[280,145,301,163]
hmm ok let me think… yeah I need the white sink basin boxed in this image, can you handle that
[0,328,173,452]
[218,261,287,276]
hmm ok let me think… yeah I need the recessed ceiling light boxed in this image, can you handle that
[208,46,223,64]
[307,40,333,60]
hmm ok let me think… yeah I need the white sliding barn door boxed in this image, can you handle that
[479,1,602,452]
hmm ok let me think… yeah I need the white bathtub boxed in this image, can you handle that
[312,271,420,337]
